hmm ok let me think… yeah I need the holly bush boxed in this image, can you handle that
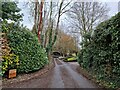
[6,23,48,73]
[78,12,120,88]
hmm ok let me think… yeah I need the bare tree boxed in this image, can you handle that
[42,0,72,53]
[31,0,44,42]
[67,2,109,42]
[30,0,72,53]
[52,0,72,46]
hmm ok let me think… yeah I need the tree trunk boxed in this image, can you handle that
[38,0,44,42]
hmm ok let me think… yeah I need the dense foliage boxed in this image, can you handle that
[78,12,120,88]
[0,1,48,76]
[4,23,48,74]
[2,54,19,75]
[1,1,22,21]
[0,20,20,77]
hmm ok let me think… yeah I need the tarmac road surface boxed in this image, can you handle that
[3,58,102,89]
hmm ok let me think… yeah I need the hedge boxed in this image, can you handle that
[6,24,48,73]
[78,12,120,88]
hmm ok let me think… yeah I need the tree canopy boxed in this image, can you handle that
[1,1,22,21]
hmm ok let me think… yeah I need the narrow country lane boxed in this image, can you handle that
[3,58,101,89]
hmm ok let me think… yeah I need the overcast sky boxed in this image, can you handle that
[18,0,120,30]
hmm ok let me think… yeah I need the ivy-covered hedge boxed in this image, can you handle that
[78,12,120,88]
[6,24,48,73]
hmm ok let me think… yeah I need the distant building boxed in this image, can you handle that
[119,1,120,12]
